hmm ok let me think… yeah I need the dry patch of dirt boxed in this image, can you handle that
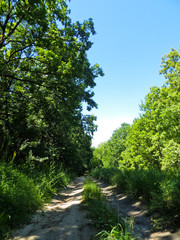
[11,176,97,240]
[96,180,180,240]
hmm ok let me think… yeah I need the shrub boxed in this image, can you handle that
[0,161,75,238]
[125,169,162,201]
[91,167,180,227]
[151,172,180,225]
[0,163,43,238]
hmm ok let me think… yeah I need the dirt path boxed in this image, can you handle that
[11,176,180,240]
[11,176,97,240]
[96,180,180,240]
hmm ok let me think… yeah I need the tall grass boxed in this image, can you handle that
[0,161,75,239]
[97,223,135,240]
[83,178,134,239]
[91,168,180,227]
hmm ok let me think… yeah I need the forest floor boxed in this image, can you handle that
[10,176,180,240]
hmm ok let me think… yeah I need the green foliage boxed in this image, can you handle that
[91,48,180,228]
[161,140,180,171]
[91,168,180,227]
[83,178,125,232]
[97,223,134,240]
[19,161,75,201]
[110,123,131,166]
[122,169,160,200]
[92,123,130,168]
[83,178,103,202]
[91,167,119,183]
[117,48,180,170]
[150,173,180,226]
[0,161,74,238]
[0,163,42,238]
[0,1,102,237]
[0,0,103,173]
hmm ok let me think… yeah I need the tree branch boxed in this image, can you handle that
[0,2,30,49]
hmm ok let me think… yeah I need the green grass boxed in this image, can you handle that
[83,178,134,239]
[97,223,135,240]
[0,161,75,239]
[91,167,180,228]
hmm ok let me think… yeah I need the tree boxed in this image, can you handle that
[92,123,130,168]
[110,123,130,166]
[0,0,103,172]
[122,48,180,170]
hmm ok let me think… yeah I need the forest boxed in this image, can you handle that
[0,0,180,239]
[91,48,180,228]
[0,0,103,238]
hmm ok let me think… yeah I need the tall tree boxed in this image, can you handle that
[92,123,130,168]
[122,48,180,170]
[0,0,103,172]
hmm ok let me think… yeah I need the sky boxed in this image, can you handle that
[68,0,180,147]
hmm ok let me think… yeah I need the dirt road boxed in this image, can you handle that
[11,176,97,240]
[11,176,180,240]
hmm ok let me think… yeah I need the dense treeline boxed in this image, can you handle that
[0,0,102,237]
[0,0,103,173]
[91,48,180,228]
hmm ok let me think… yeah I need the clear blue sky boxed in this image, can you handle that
[68,0,180,147]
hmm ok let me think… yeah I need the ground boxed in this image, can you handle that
[11,176,180,240]
[11,177,97,240]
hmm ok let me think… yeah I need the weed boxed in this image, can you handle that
[97,223,135,240]
[83,178,134,239]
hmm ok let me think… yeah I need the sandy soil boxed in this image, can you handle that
[96,180,180,240]
[11,176,97,240]
[11,176,180,240]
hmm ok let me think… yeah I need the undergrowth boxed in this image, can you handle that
[91,167,180,228]
[97,223,135,240]
[0,161,75,239]
[83,178,134,240]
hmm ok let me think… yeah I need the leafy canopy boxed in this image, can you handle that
[0,0,103,173]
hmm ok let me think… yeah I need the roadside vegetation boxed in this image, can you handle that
[91,168,180,228]
[1,0,180,238]
[0,0,102,238]
[90,47,180,229]
[0,162,75,239]
[83,178,134,240]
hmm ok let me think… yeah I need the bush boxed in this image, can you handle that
[111,169,128,192]
[161,140,180,171]
[0,161,75,238]
[0,163,43,238]
[151,172,180,225]
[125,169,162,201]
[91,167,180,227]
[20,162,75,201]
[91,168,118,183]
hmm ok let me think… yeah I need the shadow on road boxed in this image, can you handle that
[12,176,97,240]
